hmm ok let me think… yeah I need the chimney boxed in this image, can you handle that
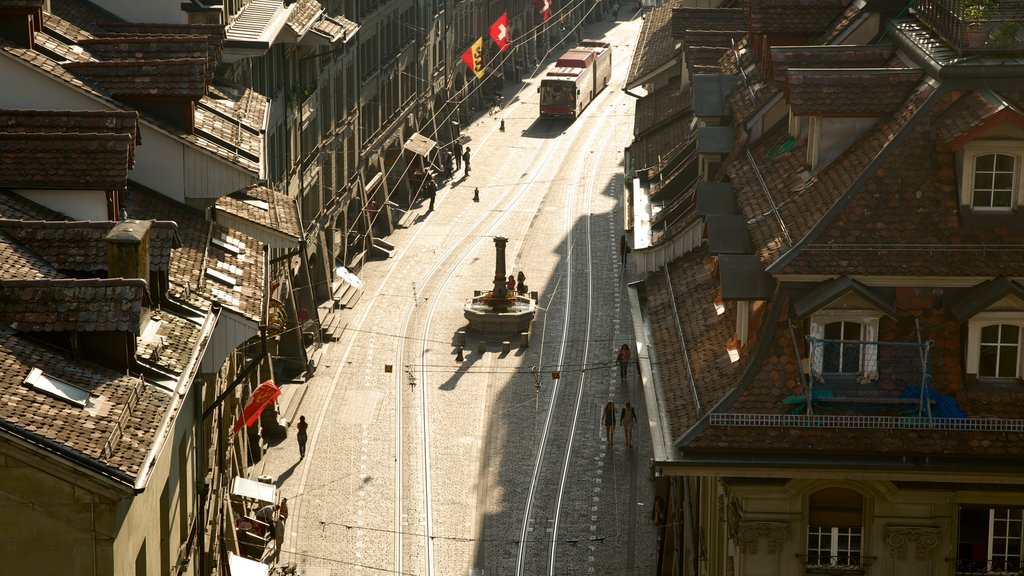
[106,219,152,282]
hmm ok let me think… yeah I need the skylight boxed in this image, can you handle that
[211,236,242,255]
[24,367,91,407]
[241,198,270,211]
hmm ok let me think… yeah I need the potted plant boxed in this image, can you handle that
[963,0,990,48]
[990,21,1020,46]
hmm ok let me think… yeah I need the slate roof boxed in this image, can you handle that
[0,277,148,332]
[626,1,678,88]
[0,330,170,480]
[215,185,302,242]
[124,183,265,323]
[0,220,178,273]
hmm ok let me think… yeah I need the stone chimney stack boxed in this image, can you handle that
[106,219,152,282]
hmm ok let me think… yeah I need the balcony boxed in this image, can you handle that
[913,0,1024,54]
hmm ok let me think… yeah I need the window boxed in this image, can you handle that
[808,312,881,382]
[972,153,1016,209]
[979,324,1020,378]
[957,507,1023,574]
[960,141,1024,212]
[966,313,1024,381]
[807,488,865,571]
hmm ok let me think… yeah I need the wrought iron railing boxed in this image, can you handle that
[955,558,1023,574]
[913,0,1024,54]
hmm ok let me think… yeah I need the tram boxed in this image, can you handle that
[538,39,612,118]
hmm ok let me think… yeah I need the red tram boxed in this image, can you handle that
[538,39,612,119]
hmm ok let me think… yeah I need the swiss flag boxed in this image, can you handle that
[231,380,282,434]
[489,12,510,52]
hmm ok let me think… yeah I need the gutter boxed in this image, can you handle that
[626,279,673,462]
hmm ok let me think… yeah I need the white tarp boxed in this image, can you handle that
[336,265,363,289]
[228,553,269,576]
[231,477,276,503]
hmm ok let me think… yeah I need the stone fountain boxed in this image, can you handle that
[464,236,536,333]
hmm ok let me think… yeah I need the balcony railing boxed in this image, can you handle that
[913,0,1024,54]
[955,558,1023,575]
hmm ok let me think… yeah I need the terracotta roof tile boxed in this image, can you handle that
[48,0,117,37]
[0,231,62,279]
[747,0,849,35]
[136,308,201,376]
[309,14,359,43]
[0,190,69,221]
[99,22,225,64]
[215,185,302,242]
[193,102,263,163]
[631,112,691,177]
[0,220,178,273]
[932,89,1016,147]
[671,7,746,39]
[204,82,270,133]
[33,29,94,61]
[635,81,690,137]
[627,1,678,87]
[770,45,896,83]
[0,277,147,332]
[817,3,864,44]
[124,183,265,322]
[79,35,212,82]
[286,0,323,35]
[0,331,170,479]
[0,108,139,142]
[787,68,923,117]
[62,58,207,99]
[0,132,133,189]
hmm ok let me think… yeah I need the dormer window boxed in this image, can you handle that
[967,314,1024,382]
[960,141,1024,212]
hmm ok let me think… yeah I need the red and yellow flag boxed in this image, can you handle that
[489,13,510,52]
[461,37,485,79]
[231,379,282,433]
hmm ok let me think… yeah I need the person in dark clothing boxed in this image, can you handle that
[620,401,637,448]
[425,177,437,211]
[617,344,631,382]
[517,271,527,295]
[295,415,308,460]
[620,234,631,268]
[453,141,463,170]
[463,147,471,175]
[603,401,617,445]
[443,150,454,181]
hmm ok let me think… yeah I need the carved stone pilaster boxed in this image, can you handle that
[885,526,940,561]
[737,522,788,555]
[726,555,735,576]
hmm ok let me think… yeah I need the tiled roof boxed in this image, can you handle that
[79,35,212,82]
[125,183,265,322]
[204,82,270,133]
[634,81,690,137]
[309,14,359,43]
[0,190,69,221]
[770,45,896,82]
[47,0,116,37]
[728,82,936,266]
[747,0,850,35]
[626,1,678,88]
[0,108,139,142]
[0,132,133,189]
[681,30,746,77]
[62,58,207,99]
[99,22,225,65]
[0,220,178,273]
[0,277,147,332]
[817,2,865,45]
[933,89,1024,148]
[286,0,322,36]
[33,29,94,61]
[645,245,752,441]
[776,90,1024,278]
[786,68,923,117]
[136,308,202,376]
[0,231,62,279]
[215,185,302,242]
[0,331,170,479]
[631,112,691,177]
[671,7,746,39]
[193,102,264,164]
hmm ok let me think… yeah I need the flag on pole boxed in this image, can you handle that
[489,12,510,52]
[231,379,282,434]
[541,0,552,21]
[461,37,485,79]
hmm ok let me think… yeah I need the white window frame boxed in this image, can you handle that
[809,311,881,381]
[806,525,864,569]
[966,312,1024,379]
[960,141,1024,212]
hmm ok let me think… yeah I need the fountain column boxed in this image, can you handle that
[493,236,508,298]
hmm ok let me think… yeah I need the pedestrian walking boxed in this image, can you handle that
[617,344,631,383]
[621,401,637,448]
[619,234,631,268]
[295,415,308,460]
[603,401,617,445]
[463,147,471,175]
[517,270,527,295]
[453,141,463,170]
[279,497,289,521]
[473,187,480,202]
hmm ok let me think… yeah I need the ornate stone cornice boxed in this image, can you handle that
[737,522,788,555]
[885,525,940,561]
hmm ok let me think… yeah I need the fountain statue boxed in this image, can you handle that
[463,236,536,333]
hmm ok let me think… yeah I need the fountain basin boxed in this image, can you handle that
[464,293,537,333]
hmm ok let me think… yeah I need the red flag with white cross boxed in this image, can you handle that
[489,12,510,52]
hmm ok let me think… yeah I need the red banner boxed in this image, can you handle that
[489,12,510,52]
[231,379,281,433]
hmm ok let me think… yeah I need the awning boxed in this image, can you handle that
[336,265,363,289]
[231,477,276,503]
[404,132,436,157]
[228,553,269,576]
